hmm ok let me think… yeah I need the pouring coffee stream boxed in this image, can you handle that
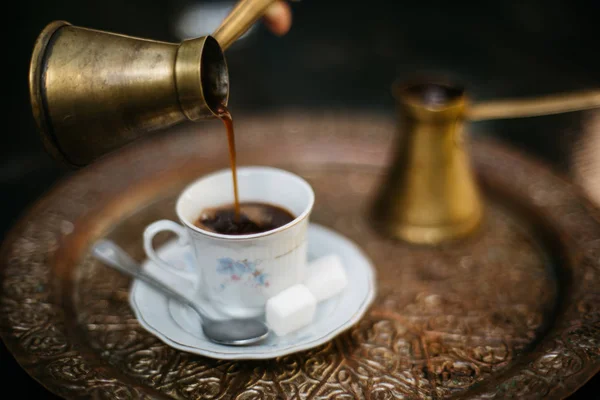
[216,104,241,219]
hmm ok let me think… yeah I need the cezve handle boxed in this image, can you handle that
[212,0,280,51]
[467,89,600,121]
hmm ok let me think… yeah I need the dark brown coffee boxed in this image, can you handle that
[215,105,240,219]
[195,202,295,235]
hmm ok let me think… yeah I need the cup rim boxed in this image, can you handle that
[176,166,315,240]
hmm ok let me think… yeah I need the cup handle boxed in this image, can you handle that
[143,220,190,273]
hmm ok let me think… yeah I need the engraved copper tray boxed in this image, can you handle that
[1,113,599,399]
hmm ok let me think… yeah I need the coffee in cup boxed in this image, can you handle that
[195,202,295,235]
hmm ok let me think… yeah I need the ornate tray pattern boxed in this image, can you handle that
[1,113,599,399]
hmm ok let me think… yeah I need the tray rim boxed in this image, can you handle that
[1,114,599,399]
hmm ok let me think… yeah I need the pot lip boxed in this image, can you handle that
[392,79,468,119]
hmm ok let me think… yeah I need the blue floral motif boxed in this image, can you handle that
[216,258,236,274]
[255,273,268,285]
[216,257,268,288]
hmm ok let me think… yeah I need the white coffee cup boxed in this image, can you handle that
[143,166,315,318]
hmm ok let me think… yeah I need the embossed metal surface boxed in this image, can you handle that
[1,113,599,399]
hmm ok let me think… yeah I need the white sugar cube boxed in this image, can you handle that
[266,284,317,336]
[304,254,348,302]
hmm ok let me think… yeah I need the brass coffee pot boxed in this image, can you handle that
[373,81,600,245]
[29,0,278,167]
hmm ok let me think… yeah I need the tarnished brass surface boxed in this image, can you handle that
[1,113,599,399]
[28,0,277,168]
[29,22,228,167]
[573,110,600,206]
[374,82,600,246]
[373,83,483,245]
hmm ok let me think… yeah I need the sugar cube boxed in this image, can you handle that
[304,254,348,302]
[266,284,317,336]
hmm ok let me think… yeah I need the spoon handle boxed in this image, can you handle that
[92,239,207,319]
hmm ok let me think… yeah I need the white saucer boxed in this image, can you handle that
[129,223,376,360]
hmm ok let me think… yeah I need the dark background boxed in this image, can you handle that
[3,0,599,396]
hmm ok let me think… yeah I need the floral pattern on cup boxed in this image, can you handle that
[216,257,269,290]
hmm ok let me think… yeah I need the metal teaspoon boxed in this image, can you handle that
[92,239,270,346]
